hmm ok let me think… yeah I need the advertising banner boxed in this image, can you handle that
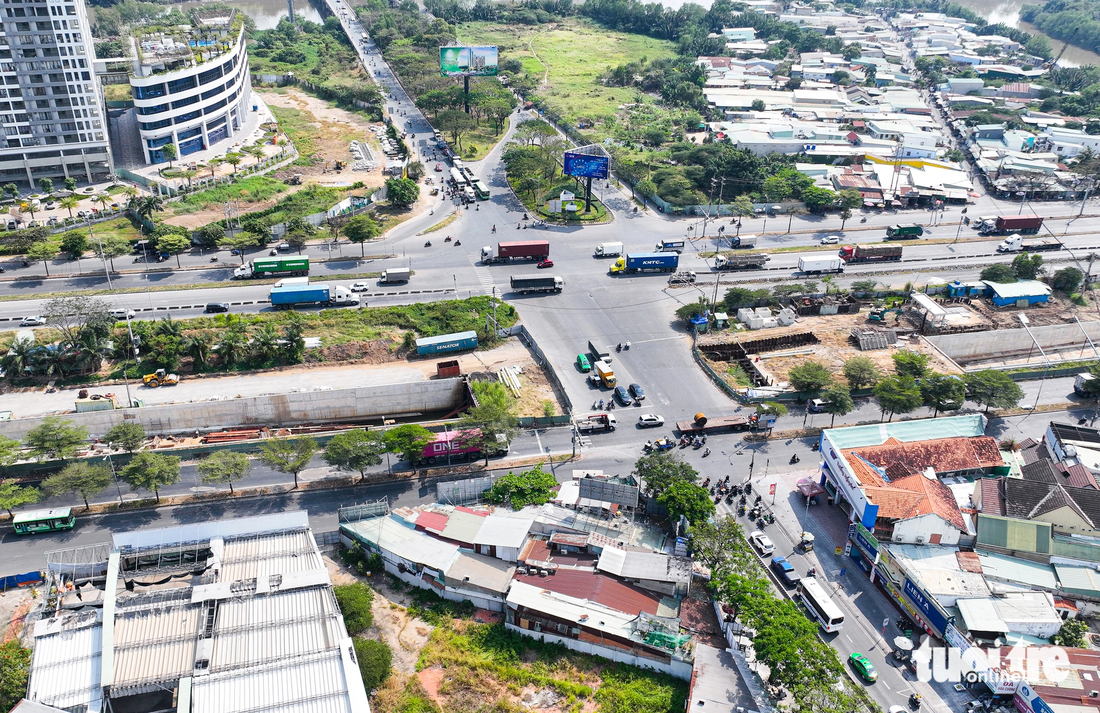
[903,577,950,635]
[853,522,879,559]
[440,46,499,77]
[563,152,609,179]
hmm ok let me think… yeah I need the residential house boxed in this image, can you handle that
[1041,422,1100,481]
[720,27,756,42]
[596,548,692,596]
[956,592,1063,640]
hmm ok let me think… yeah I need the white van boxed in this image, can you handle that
[463,186,475,201]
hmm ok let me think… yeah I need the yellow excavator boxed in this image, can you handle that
[142,368,180,387]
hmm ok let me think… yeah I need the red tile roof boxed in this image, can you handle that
[980,478,1005,515]
[512,569,663,616]
[455,506,489,517]
[845,435,1002,485]
[864,473,967,531]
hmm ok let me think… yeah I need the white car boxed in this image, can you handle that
[20,316,45,326]
[820,235,841,244]
[637,414,665,428]
[749,530,775,556]
[349,281,370,293]
[109,308,135,319]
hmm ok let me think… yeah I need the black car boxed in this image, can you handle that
[613,385,632,406]
[770,556,801,587]
[628,383,645,401]
[204,302,230,313]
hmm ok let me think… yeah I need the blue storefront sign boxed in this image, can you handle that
[903,577,950,635]
[853,522,879,559]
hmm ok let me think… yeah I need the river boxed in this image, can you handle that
[173,0,323,30]
[947,0,1100,66]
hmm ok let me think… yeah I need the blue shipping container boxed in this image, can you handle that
[416,330,479,356]
[270,284,330,305]
[625,252,679,271]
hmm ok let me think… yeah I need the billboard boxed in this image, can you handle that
[563,151,609,179]
[440,46,498,77]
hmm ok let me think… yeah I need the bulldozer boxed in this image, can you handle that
[142,369,180,388]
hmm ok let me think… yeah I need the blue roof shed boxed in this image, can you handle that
[982,280,1050,307]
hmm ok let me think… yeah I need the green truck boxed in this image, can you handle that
[885,224,924,239]
[233,256,310,279]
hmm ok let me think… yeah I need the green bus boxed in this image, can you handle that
[13,507,75,535]
[471,180,490,200]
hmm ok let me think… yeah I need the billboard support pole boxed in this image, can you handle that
[464,75,470,114]
[584,176,592,213]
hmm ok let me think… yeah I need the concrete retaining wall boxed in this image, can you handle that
[927,322,1100,365]
[1,378,466,441]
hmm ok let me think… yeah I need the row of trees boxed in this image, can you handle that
[633,451,715,526]
[788,354,1025,422]
[979,251,1091,295]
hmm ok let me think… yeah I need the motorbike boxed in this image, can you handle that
[715,496,722,505]
[790,454,800,464]
[754,495,762,505]
[454,240,461,246]
[644,441,653,453]
[523,213,529,220]
[703,448,711,457]
[738,504,747,516]
[445,236,452,242]
[424,241,432,247]
[598,400,605,410]
[210,256,218,262]
[1080,418,1089,425]
[608,400,615,410]
[749,507,760,520]
[270,249,277,255]
[744,483,752,494]
[616,343,623,352]
[492,226,497,233]
[807,567,816,577]
[812,442,820,452]
[909,694,923,710]
[625,342,631,349]
[860,216,867,223]
[739,494,747,506]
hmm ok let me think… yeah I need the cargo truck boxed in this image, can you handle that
[610,252,679,274]
[380,267,411,284]
[730,234,757,248]
[996,235,1062,253]
[593,242,623,258]
[510,275,564,293]
[269,283,359,309]
[655,240,686,253]
[576,413,617,432]
[714,253,769,270]
[593,360,616,388]
[234,256,310,279]
[885,224,924,239]
[668,271,697,285]
[416,430,508,465]
[588,340,610,363]
[1075,373,1097,395]
[838,244,903,263]
[480,240,550,264]
[980,214,1043,236]
[676,412,767,434]
[798,254,845,274]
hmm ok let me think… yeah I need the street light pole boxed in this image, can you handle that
[1017,313,1051,411]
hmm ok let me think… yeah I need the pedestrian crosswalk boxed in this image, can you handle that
[469,255,497,295]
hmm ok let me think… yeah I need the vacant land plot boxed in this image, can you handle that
[459,20,677,143]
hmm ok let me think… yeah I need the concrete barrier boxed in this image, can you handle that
[1,378,466,440]
[927,322,1100,366]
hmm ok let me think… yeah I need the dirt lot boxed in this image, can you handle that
[0,588,35,644]
[260,88,390,187]
[968,292,1100,329]
[164,191,301,230]
[699,309,961,389]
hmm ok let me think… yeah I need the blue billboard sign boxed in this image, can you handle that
[903,577,950,635]
[563,152,609,179]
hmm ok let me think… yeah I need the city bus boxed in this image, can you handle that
[471,179,490,200]
[797,578,845,632]
[449,167,468,187]
[13,507,75,535]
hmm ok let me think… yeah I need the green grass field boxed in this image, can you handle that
[459,20,677,142]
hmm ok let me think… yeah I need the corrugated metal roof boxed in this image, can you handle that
[471,515,533,549]
[597,549,691,583]
[113,601,204,688]
[440,510,486,545]
[1054,564,1100,596]
[27,618,103,711]
[191,650,353,713]
[341,516,459,573]
[445,552,515,593]
[982,279,1051,299]
[825,414,987,449]
[513,569,663,616]
[957,598,1010,634]
[212,586,345,672]
[507,580,640,638]
[219,529,323,582]
[976,552,1058,589]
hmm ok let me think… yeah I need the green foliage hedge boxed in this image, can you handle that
[334,583,375,635]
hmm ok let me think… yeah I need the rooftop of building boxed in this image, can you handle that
[596,548,692,584]
[512,568,675,618]
[824,414,987,450]
[982,279,1052,299]
[981,476,1100,529]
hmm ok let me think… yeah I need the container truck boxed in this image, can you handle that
[593,242,623,258]
[655,240,686,253]
[380,268,411,284]
[234,256,310,279]
[838,244,903,263]
[269,283,359,309]
[510,275,564,293]
[730,234,757,248]
[798,254,845,274]
[980,214,1043,236]
[885,224,924,239]
[714,253,769,270]
[416,331,479,356]
[416,430,508,465]
[576,413,617,432]
[610,252,679,274]
[996,235,1062,253]
[481,240,550,264]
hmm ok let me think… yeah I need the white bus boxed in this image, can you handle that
[449,167,469,187]
[797,578,845,633]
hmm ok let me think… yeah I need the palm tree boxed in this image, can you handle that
[135,195,164,227]
[249,323,279,364]
[0,337,35,379]
[122,185,139,203]
[156,316,182,338]
[224,153,243,175]
[206,157,224,178]
[59,195,79,218]
[217,324,248,367]
[245,145,265,166]
[184,332,211,369]
[92,193,111,215]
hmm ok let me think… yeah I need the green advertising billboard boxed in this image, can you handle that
[439,46,498,77]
